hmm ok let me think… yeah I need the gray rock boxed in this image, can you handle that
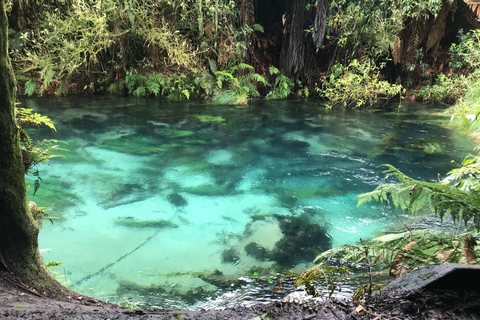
[384,263,480,294]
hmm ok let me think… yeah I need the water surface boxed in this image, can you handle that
[22,97,471,309]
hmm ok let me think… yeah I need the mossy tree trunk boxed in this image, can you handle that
[279,0,326,85]
[0,0,67,295]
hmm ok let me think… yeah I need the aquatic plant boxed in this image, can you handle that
[167,193,188,207]
[115,217,179,229]
[244,242,271,261]
[221,248,240,265]
[272,215,332,268]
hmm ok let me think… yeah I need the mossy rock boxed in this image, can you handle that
[194,115,226,123]
[115,217,178,229]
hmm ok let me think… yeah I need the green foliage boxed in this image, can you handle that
[24,79,36,96]
[449,30,480,71]
[15,107,66,195]
[206,61,266,105]
[16,108,56,132]
[444,80,480,135]
[10,0,244,93]
[125,71,196,100]
[266,66,294,100]
[327,0,442,61]
[357,164,480,228]
[277,263,351,298]
[415,30,480,103]
[414,74,470,103]
[317,230,479,276]
[320,60,404,108]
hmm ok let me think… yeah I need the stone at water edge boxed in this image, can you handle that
[384,263,480,294]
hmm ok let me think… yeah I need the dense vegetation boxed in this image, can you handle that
[5,0,480,106]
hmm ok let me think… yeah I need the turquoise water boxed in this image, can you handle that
[23,97,471,309]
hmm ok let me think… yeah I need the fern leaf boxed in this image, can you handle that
[24,80,36,96]
[146,80,160,96]
[133,86,146,98]
[238,63,255,70]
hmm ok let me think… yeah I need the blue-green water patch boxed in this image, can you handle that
[23,97,473,310]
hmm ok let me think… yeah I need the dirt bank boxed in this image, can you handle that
[1,269,479,319]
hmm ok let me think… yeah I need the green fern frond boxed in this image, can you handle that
[133,86,146,98]
[238,63,255,70]
[24,80,37,96]
[146,80,160,96]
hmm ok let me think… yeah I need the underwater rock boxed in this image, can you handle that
[221,248,240,264]
[167,193,188,207]
[210,165,242,188]
[206,149,234,165]
[115,217,178,229]
[243,206,261,216]
[244,242,272,261]
[272,136,310,151]
[271,215,332,268]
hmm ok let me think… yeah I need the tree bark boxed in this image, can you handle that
[279,0,326,85]
[0,0,68,295]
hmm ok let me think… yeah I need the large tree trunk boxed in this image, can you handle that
[0,0,68,295]
[279,0,326,85]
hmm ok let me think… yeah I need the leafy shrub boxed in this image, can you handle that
[320,59,404,108]
[414,74,470,103]
[266,66,294,100]
[449,29,480,71]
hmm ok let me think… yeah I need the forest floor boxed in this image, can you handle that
[2,269,480,320]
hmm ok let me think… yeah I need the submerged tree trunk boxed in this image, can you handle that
[279,0,326,85]
[0,0,67,295]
